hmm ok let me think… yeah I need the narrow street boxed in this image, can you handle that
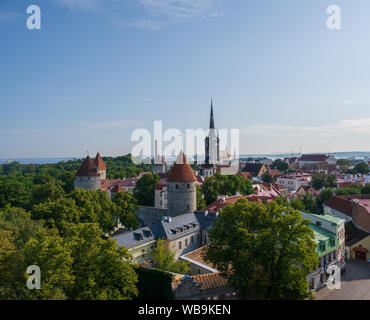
[314,260,370,300]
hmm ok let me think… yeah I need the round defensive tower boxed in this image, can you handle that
[74,156,101,191]
[166,152,197,217]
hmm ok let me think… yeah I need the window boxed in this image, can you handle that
[178,241,182,249]
[185,239,188,247]
[191,236,194,244]
[176,184,179,189]
[187,184,190,188]
[197,234,200,243]
[187,205,190,210]
[316,221,322,226]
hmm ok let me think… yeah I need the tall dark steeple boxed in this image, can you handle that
[204,99,220,167]
[210,99,215,129]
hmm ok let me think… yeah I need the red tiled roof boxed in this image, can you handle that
[167,152,196,183]
[337,182,361,189]
[238,172,252,179]
[75,156,100,177]
[155,179,167,190]
[268,169,281,176]
[324,196,353,216]
[94,152,106,170]
[300,154,329,162]
[111,184,124,193]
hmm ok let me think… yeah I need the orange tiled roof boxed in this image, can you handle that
[75,156,100,177]
[94,152,106,170]
[167,152,196,183]
[111,184,124,193]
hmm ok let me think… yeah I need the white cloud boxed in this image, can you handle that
[80,120,146,130]
[139,0,223,19]
[0,128,72,134]
[52,0,224,29]
[52,0,105,11]
[240,118,370,137]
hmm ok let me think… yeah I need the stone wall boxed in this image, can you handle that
[74,176,101,191]
[136,206,168,226]
[167,181,196,217]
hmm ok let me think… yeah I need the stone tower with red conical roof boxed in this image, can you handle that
[94,152,106,181]
[167,151,197,217]
[74,155,101,191]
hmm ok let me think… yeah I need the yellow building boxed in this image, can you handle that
[346,234,370,261]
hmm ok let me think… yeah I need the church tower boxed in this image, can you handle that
[205,100,220,165]
[166,152,197,217]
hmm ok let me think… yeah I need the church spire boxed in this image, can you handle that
[210,99,215,129]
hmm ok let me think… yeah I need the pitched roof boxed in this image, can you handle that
[75,156,100,177]
[111,184,124,193]
[242,163,266,176]
[112,211,217,248]
[324,196,353,216]
[94,152,106,170]
[345,221,370,246]
[173,273,229,292]
[300,154,329,162]
[167,152,196,183]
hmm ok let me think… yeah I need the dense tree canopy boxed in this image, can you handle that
[0,155,151,300]
[151,239,189,275]
[354,162,369,174]
[0,207,138,300]
[134,173,160,207]
[205,199,318,300]
[270,159,289,172]
[312,173,337,190]
[112,191,139,229]
[202,174,254,205]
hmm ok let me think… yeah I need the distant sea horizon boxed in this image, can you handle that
[1,151,370,165]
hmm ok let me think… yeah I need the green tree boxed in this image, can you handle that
[31,198,83,233]
[311,173,326,190]
[151,239,189,274]
[23,233,74,300]
[134,267,174,300]
[270,159,289,171]
[0,230,26,299]
[315,188,334,213]
[196,185,206,210]
[354,162,369,174]
[64,223,138,300]
[362,184,370,195]
[202,174,254,205]
[205,199,318,300]
[336,159,350,166]
[290,199,305,211]
[0,176,32,210]
[112,191,139,229]
[134,173,160,206]
[262,173,274,183]
[32,180,65,204]
[302,193,319,214]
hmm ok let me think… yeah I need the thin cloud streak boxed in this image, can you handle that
[0,128,72,134]
[80,120,146,130]
[240,118,370,137]
[52,0,225,30]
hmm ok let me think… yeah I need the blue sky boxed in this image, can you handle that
[1,0,370,158]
